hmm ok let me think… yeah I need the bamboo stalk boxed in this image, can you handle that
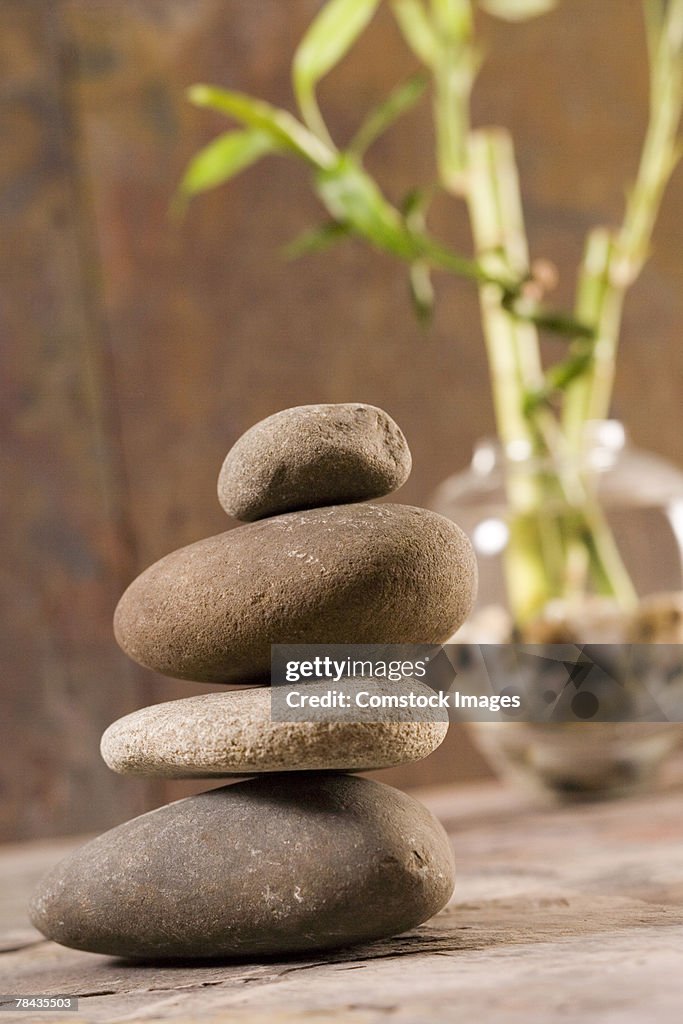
[562,229,622,449]
[563,0,683,442]
[395,0,670,625]
[466,129,544,446]
[466,129,573,622]
[431,0,477,193]
[421,0,569,622]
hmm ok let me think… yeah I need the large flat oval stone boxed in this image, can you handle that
[114,503,477,683]
[30,775,455,959]
[100,684,449,777]
[218,403,412,521]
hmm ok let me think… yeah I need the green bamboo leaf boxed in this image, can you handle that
[547,348,593,389]
[178,129,278,200]
[478,0,557,21]
[409,260,435,324]
[350,72,429,155]
[187,84,335,168]
[316,159,494,285]
[293,0,381,138]
[315,156,420,258]
[503,291,596,338]
[401,184,435,324]
[401,184,440,220]
[525,343,595,412]
[392,0,438,64]
[283,220,350,259]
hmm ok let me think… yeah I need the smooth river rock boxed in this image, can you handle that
[100,684,449,777]
[114,503,477,683]
[30,775,456,959]
[217,403,412,521]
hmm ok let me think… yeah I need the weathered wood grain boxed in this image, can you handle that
[0,0,158,842]
[3,0,683,839]
[1,775,683,1022]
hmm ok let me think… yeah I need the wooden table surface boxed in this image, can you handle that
[2,769,683,1024]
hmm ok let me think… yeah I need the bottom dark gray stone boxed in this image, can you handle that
[29,774,455,959]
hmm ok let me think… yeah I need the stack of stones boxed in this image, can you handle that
[30,404,477,960]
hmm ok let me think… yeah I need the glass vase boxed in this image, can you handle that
[433,421,683,801]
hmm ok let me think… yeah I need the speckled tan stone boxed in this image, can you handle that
[114,503,477,683]
[218,403,412,521]
[100,683,449,777]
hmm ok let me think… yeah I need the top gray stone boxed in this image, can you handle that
[218,403,412,521]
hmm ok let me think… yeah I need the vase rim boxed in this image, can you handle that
[472,419,628,474]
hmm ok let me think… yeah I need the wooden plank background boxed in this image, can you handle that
[2,0,682,841]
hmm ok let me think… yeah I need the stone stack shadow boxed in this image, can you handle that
[30,404,477,959]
